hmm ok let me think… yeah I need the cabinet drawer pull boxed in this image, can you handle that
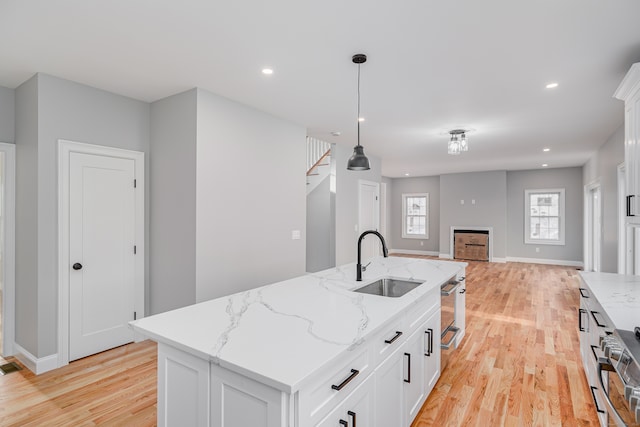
[331,369,360,391]
[627,195,635,217]
[339,420,348,427]
[404,352,411,383]
[590,386,606,414]
[425,328,433,356]
[348,410,356,427]
[579,288,589,298]
[384,331,403,344]
[590,345,600,362]
[590,311,607,328]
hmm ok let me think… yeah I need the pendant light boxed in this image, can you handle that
[347,54,370,171]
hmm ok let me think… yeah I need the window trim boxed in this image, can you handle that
[524,188,565,245]
[402,193,429,239]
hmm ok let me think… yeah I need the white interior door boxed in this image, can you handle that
[358,180,380,262]
[584,183,602,272]
[69,152,136,361]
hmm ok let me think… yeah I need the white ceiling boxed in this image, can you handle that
[2,0,640,177]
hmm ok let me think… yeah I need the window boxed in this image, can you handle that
[525,188,565,245]
[402,193,429,239]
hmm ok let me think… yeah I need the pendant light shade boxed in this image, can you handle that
[347,145,370,170]
[347,54,370,171]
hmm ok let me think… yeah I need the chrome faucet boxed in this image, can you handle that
[356,230,389,281]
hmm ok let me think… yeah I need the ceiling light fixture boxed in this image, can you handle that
[347,54,370,171]
[542,163,548,167]
[545,82,558,89]
[543,148,550,152]
[448,129,469,155]
[262,68,274,75]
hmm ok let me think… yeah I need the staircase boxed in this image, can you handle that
[306,137,331,195]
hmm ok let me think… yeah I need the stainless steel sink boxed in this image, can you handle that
[353,277,424,297]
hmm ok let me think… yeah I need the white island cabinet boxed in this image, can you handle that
[131,257,466,427]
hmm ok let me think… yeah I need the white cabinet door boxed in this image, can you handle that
[423,309,441,396]
[316,374,374,427]
[211,364,286,427]
[403,326,426,423]
[374,348,405,427]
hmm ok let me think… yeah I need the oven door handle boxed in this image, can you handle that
[597,357,629,427]
[441,281,462,296]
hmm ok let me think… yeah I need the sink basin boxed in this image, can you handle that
[353,277,424,298]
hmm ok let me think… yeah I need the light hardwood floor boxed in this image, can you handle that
[0,259,599,426]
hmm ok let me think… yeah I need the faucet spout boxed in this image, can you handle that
[356,230,389,281]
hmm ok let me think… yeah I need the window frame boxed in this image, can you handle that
[402,193,429,239]
[524,188,565,246]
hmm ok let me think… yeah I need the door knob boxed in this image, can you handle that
[72,263,83,270]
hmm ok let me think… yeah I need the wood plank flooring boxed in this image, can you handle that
[409,258,600,427]
[0,259,599,426]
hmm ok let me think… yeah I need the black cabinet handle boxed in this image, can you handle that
[627,195,635,217]
[384,331,403,344]
[590,386,606,414]
[591,311,607,328]
[331,369,359,391]
[459,288,466,294]
[579,288,589,298]
[578,308,587,332]
[425,329,433,356]
[72,263,83,270]
[404,352,411,383]
[348,410,356,427]
[590,345,600,362]
[339,420,348,427]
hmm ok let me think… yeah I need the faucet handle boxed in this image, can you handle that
[362,261,372,272]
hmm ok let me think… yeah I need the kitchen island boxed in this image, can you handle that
[131,256,466,427]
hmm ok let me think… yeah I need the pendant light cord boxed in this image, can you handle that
[357,63,361,147]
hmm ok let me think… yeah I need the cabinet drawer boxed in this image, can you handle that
[371,315,407,366]
[298,347,371,426]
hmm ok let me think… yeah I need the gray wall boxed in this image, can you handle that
[333,143,382,265]
[15,73,151,358]
[506,167,584,263]
[388,176,440,253]
[0,86,15,143]
[583,125,625,272]
[306,176,333,272]
[439,171,508,259]
[195,88,306,302]
[15,76,39,356]
[149,89,197,314]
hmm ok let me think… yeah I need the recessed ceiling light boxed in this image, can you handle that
[543,148,550,152]
[542,163,548,167]
[262,68,274,75]
[404,173,410,176]
[358,117,365,122]
[331,131,341,137]
[545,82,558,89]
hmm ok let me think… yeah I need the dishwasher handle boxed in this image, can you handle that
[441,280,462,296]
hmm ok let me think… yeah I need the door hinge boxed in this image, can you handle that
[134,179,137,188]
[134,245,137,254]
[134,311,137,320]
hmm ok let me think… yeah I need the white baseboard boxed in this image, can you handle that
[13,343,59,375]
[505,256,584,268]
[493,257,507,263]
[438,253,452,259]
[390,249,439,256]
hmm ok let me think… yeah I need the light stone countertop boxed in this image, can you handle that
[579,271,640,331]
[131,256,466,393]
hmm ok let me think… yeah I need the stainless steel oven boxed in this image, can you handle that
[598,328,640,426]
[441,276,463,369]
